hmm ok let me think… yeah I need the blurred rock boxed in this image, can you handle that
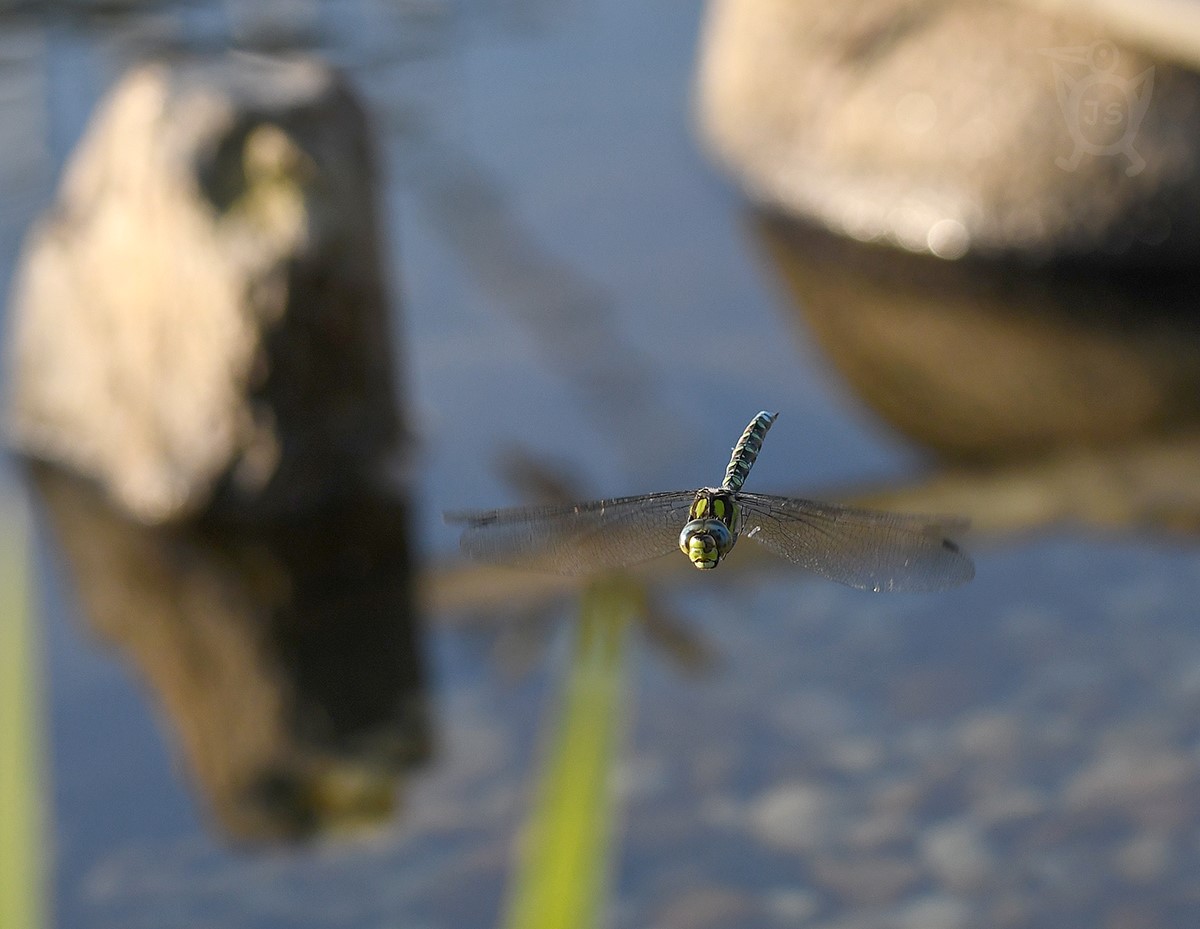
[828,735,885,774]
[896,895,973,929]
[749,780,843,852]
[811,855,922,907]
[32,464,429,842]
[845,806,913,852]
[1115,830,1173,882]
[763,888,819,923]
[697,0,1200,265]
[920,817,996,893]
[956,712,1023,763]
[1065,748,1194,814]
[972,787,1047,828]
[652,886,760,929]
[6,54,401,523]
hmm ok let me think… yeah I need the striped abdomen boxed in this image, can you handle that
[721,411,777,492]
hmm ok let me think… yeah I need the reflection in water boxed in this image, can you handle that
[30,464,430,842]
[430,448,717,678]
[410,139,690,473]
[754,214,1200,536]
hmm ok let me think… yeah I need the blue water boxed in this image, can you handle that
[3,2,1199,928]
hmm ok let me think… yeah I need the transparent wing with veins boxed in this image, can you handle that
[446,491,697,575]
[736,493,973,592]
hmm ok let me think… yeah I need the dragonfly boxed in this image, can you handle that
[447,412,974,591]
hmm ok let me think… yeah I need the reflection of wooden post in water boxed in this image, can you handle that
[4,53,425,841]
[32,466,429,841]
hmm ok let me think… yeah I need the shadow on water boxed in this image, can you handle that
[427,448,718,679]
[28,463,431,843]
[753,213,1200,539]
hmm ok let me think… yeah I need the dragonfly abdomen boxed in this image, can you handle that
[721,411,777,492]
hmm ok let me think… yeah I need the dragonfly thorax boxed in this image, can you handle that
[679,488,740,569]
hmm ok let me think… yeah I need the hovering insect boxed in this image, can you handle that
[447,412,973,591]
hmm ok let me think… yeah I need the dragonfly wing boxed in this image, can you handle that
[446,491,697,575]
[736,493,974,592]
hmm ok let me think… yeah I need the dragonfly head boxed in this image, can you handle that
[679,518,734,570]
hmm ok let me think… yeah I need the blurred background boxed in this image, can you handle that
[3,1,1200,928]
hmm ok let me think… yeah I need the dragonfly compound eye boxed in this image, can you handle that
[679,518,734,570]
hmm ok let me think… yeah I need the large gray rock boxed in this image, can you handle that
[696,0,1200,265]
[6,54,402,523]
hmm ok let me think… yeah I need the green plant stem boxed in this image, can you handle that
[0,499,42,929]
[503,579,638,929]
